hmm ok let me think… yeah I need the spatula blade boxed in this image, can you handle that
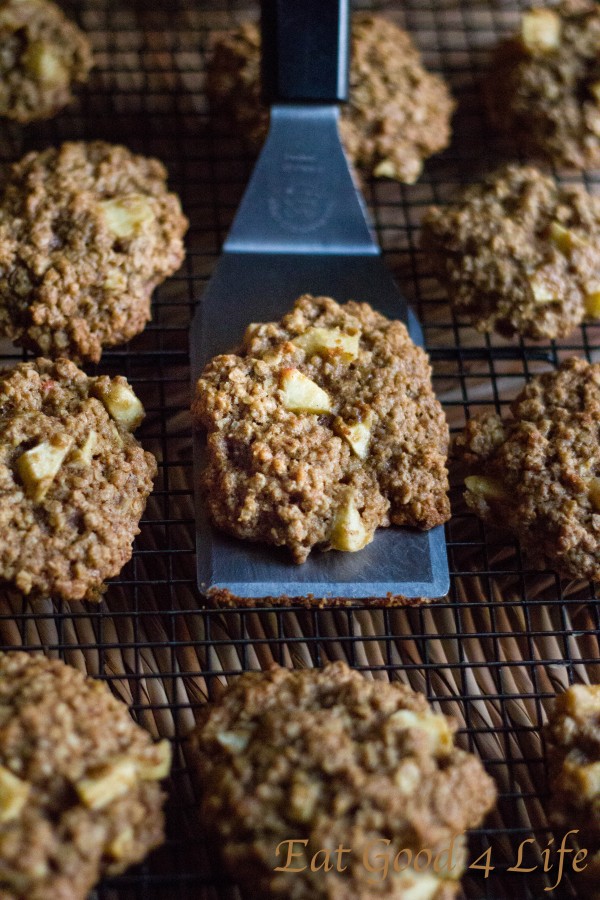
[191,251,449,604]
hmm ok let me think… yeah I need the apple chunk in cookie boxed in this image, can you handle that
[0,357,156,601]
[192,294,449,563]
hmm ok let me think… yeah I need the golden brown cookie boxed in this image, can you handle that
[189,662,497,900]
[208,15,455,184]
[0,0,92,122]
[0,141,188,363]
[455,357,600,580]
[484,1,600,168]
[421,164,600,340]
[0,357,156,602]
[546,684,600,896]
[0,651,170,900]
[192,294,450,564]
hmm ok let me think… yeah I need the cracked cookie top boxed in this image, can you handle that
[207,14,455,184]
[190,661,497,900]
[0,141,188,362]
[0,357,156,601]
[421,164,600,340]
[454,357,600,580]
[192,294,450,564]
[0,651,170,900]
[0,0,92,122]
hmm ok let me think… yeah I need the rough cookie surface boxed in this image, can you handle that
[0,357,156,601]
[0,141,188,362]
[421,165,600,340]
[0,0,92,122]
[455,357,600,580]
[192,295,450,564]
[190,662,497,900]
[546,684,600,892]
[207,15,455,184]
[484,0,600,168]
[0,651,170,900]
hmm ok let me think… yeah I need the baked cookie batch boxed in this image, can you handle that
[1,2,600,899]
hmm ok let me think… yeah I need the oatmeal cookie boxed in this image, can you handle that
[421,165,600,340]
[190,662,497,900]
[484,1,600,168]
[207,15,455,184]
[0,141,188,362]
[0,357,156,602]
[0,651,170,900]
[546,684,600,894]
[192,294,450,564]
[455,357,600,580]
[0,0,92,123]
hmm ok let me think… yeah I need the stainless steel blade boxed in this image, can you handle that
[191,105,449,603]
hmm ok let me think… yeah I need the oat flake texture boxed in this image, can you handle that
[0,0,93,123]
[455,357,600,581]
[0,651,170,900]
[192,294,450,565]
[421,164,600,340]
[0,141,188,362]
[0,357,157,601]
[190,661,497,900]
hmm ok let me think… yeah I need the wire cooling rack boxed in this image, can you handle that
[1,0,600,898]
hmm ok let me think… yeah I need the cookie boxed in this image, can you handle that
[0,357,156,602]
[421,164,600,340]
[207,14,455,184]
[190,661,497,900]
[455,357,600,581]
[546,684,600,894]
[192,294,450,564]
[484,1,600,169]
[0,0,92,123]
[0,141,188,362]
[0,651,170,900]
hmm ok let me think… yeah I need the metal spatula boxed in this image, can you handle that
[191,0,449,604]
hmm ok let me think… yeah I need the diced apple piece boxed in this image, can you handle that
[108,827,134,860]
[585,291,600,318]
[137,740,172,781]
[390,709,453,754]
[560,683,600,718]
[562,758,600,799]
[549,221,586,254]
[334,411,373,459]
[216,730,252,753]
[520,9,561,54]
[465,474,509,502]
[95,381,145,431]
[17,434,74,501]
[0,765,29,823]
[76,756,138,810]
[589,477,600,511]
[99,194,155,239]
[329,492,373,552]
[103,269,128,292]
[70,430,98,466]
[280,369,332,414]
[528,272,558,304]
[396,872,442,900]
[22,41,68,85]
[292,326,360,362]
[373,159,397,179]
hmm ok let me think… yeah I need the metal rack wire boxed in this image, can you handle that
[1,0,599,897]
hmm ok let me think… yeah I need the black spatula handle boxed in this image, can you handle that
[261,0,349,104]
